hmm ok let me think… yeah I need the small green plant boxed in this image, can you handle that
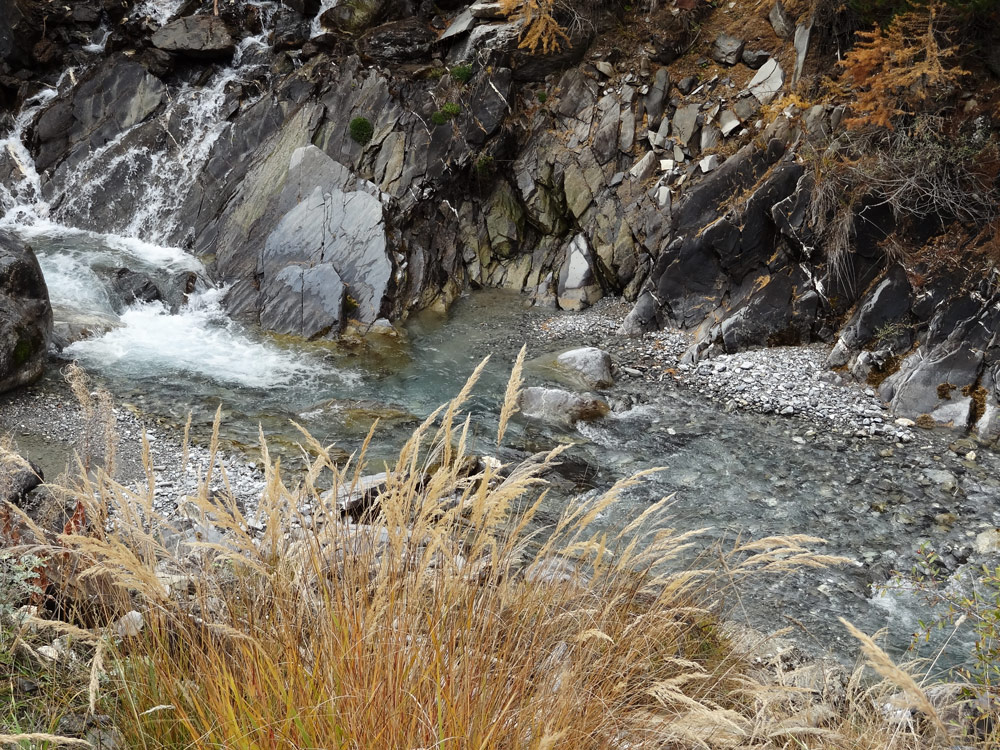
[536,90,548,104]
[873,319,910,344]
[431,102,461,126]
[893,542,1000,704]
[0,551,43,619]
[474,154,495,177]
[451,64,474,83]
[349,116,374,145]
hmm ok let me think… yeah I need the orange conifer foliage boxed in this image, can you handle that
[500,0,570,53]
[838,1,969,129]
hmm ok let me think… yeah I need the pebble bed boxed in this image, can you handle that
[534,297,919,443]
[0,383,267,519]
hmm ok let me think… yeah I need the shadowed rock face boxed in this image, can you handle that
[0,231,52,393]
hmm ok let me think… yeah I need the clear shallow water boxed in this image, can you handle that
[17,225,1000,670]
[2,10,998,671]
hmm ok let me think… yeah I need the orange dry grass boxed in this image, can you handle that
[13,358,985,749]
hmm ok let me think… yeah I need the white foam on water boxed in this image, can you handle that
[22,221,202,271]
[133,0,186,25]
[0,88,58,225]
[38,250,118,316]
[311,0,339,37]
[84,27,112,54]
[66,288,333,389]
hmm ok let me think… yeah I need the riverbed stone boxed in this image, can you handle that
[0,231,52,393]
[556,346,614,389]
[518,386,609,425]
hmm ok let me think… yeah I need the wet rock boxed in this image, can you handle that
[151,16,235,59]
[518,386,609,425]
[31,59,165,175]
[360,19,436,64]
[109,268,163,309]
[677,75,696,95]
[270,9,312,50]
[0,231,52,393]
[711,34,745,66]
[556,346,614,389]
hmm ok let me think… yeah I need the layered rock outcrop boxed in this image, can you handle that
[1,0,997,434]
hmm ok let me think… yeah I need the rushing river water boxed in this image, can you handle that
[2,0,999,671]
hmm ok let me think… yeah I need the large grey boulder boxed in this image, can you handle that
[556,347,613,389]
[260,263,346,339]
[151,16,235,59]
[518,386,609,426]
[256,145,393,333]
[0,231,52,393]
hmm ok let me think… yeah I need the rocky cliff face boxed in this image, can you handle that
[1,0,998,437]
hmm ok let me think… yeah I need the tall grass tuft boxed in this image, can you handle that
[8,360,979,749]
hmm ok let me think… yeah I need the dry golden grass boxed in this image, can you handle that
[2,360,993,749]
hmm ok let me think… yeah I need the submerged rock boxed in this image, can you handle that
[518,386,609,426]
[0,231,52,393]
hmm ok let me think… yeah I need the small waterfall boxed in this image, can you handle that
[133,0,186,26]
[0,88,58,227]
[83,26,112,55]
[311,0,339,36]
[52,29,274,245]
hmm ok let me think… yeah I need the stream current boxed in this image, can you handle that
[2,0,999,671]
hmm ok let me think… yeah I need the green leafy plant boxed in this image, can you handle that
[892,542,1000,704]
[0,551,43,619]
[536,90,548,104]
[431,102,461,126]
[349,116,374,145]
[451,64,474,83]
[474,154,495,177]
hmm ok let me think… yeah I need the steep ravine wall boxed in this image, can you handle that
[1,0,998,438]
